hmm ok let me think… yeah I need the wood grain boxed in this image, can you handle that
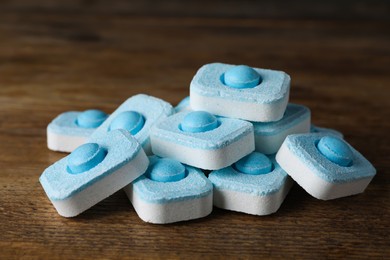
[0,1,389,259]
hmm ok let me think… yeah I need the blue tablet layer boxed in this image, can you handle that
[151,111,253,150]
[284,134,376,183]
[175,96,191,113]
[253,103,310,136]
[147,157,186,182]
[317,136,353,167]
[223,65,261,89]
[311,124,343,138]
[209,155,289,196]
[90,94,174,146]
[47,111,105,137]
[132,156,213,204]
[76,110,108,128]
[190,63,290,104]
[180,111,219,133]
[234,152,273,175]
[40,130,143,200]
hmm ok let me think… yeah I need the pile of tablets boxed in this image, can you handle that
[40,63,376,224]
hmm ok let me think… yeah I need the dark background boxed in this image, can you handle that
[0,1,389,259]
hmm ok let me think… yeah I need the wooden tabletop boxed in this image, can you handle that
[1,1,389,259]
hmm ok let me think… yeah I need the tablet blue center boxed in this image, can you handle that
[109,111,145,135]
[147,158,186,182]
[317,136,353,167]
[67,143,107,174]
[223,65,261,89]
[76,109,108,128]
[234,152,272,175]
[180,111,219,133]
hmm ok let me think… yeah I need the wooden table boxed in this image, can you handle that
[1,1,389,259]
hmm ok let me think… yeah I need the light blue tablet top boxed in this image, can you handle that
[47,110,108,137]
[209,153,289,196]
[90,94,174,147]
[132,156,213,204]
[40,130,144,201]
[283,133,376,183]
[151,111,253,150]
[190,63,290,104]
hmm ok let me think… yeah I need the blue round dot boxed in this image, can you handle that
[317,136,353,167]
[180,111,219,133]
[223,65,261,89]
[67,143,107,174]
[76,109,108,128]
[234,152,273,175]
[109,111,145,135]
[148,158,186,182]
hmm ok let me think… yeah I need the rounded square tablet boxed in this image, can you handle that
[90,94,174,154]
[276,133,376,200]
[253,103,311,154]
[40,130,149,217]
[124,156,213,224]
[209,152,293,216]
[150,111,255,170]
[47,110,108,153]
[190,63,290,122]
